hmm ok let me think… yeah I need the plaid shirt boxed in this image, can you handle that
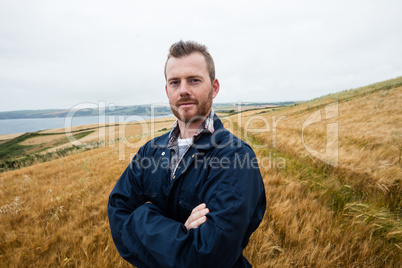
[167,109,215,179]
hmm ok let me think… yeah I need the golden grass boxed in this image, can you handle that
[0,79,401,267]
[41,118,175,153]
[0,133,24,141]
[19,134,66,146]
[239,82,402,267]
[0,146,135,267]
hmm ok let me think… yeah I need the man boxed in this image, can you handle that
[108,40,266,267]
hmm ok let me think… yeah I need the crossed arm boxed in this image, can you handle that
[108,146,266,267]
[147,201,209,230]
[184,203,209,230]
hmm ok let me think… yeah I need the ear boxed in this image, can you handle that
[211,79,220,99]
[165,84,169,97]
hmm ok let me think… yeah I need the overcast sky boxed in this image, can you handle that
[0,0,401,112]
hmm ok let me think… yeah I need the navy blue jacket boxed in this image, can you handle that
[108,116,266,267]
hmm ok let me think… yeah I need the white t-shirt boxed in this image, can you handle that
[177,136,193,159]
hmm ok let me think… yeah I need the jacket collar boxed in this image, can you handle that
[154,113,225,150]
[168,109,215,147]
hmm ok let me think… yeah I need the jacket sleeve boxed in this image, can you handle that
[107,145,266,268]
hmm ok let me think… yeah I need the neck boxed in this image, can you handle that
[177,115,207,139]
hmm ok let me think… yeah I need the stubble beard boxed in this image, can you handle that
[170,89,213,124]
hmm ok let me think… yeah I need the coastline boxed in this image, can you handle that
[0,114,175,137]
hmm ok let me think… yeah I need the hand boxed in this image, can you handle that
[184,203,209,231]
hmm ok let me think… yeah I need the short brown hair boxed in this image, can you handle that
[164,40,215,82]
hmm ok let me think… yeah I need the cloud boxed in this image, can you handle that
[0,0,401,112]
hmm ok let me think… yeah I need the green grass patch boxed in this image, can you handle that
[0,130,96,172]
[0,133,36,159]
[71,130,94,140]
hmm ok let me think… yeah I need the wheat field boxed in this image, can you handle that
[0,78,401,267]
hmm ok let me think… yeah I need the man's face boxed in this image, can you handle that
[165,52,219,123]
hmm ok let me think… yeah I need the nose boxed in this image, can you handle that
[179,81,190,96]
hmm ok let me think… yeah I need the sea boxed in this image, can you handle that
[0,114,174,136]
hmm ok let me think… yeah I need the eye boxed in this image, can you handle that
[190,79,201,84]
[170,80,179,86]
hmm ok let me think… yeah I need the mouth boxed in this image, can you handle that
[178,102,196,108]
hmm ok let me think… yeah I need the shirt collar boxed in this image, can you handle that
[168,109,215,147]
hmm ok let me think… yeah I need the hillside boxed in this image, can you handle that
[0,105,172,120]
[0,102,287,119]
[0,118,177,172]
[0,77,401,267]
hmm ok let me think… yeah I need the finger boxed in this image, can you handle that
[185,208,209,229]
[189,215,207,229]
[189,208,209,222]
[185,204,207,225]
[191,203,206,214]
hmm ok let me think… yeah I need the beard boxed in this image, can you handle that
[170,89,213,124]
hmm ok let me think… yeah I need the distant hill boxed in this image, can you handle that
[0,105,172,120]
[0,102,295,120]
